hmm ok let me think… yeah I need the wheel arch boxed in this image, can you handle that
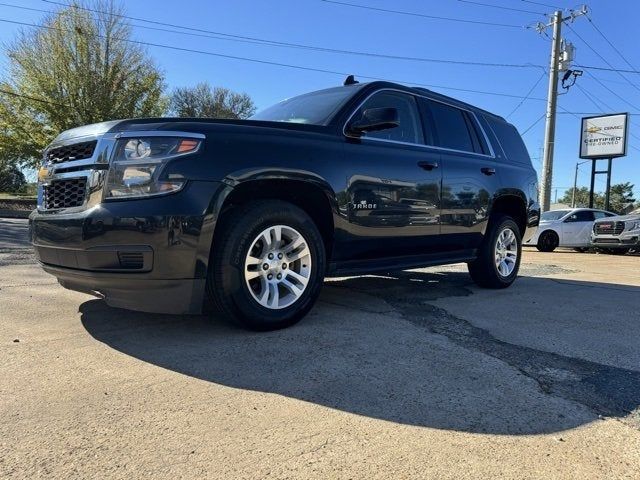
[489,192,528,237]
[214,176,338,262]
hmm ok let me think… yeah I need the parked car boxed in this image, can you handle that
[30,79,539,330]
[591,207,640,254]
[525,208,616,252]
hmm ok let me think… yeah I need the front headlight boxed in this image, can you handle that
[105,136,202,199]
[627,220,640,231]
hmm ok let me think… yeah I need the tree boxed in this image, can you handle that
[608,182,635,213]
[0,0,167,169]
[0,160,27,193]
[558,183,635,213]
[559,187,603,209]
[170,83,256,119]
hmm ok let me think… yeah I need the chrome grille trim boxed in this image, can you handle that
[38,134,116,213]
[46,140,97,164]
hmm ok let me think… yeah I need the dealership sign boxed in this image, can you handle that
[579,113,629,159]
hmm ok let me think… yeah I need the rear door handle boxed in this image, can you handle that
[417,161,439,171]
[481,167,496,176]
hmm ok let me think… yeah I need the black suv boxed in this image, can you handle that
[30,80,540,330]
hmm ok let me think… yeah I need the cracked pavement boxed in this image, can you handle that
[1,218,639,479]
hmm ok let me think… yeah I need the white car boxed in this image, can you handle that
[525,208,617,252]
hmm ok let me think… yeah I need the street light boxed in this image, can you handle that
[572,159,592,207]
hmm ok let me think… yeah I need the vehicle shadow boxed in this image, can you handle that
[79,270,640,435]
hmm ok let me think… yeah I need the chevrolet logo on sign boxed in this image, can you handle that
[586,126,600,134]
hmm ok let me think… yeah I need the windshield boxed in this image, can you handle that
[250,86,358,125]
[541,210,570,221]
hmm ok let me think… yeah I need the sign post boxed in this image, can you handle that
[579,113,629,210]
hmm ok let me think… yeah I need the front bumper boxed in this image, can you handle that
[30,181,227,314]
[591,232,640,249]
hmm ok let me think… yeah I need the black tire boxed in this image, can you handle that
[536,230,559,252]
[603,248,630,255]
[468,215,522,289]
[206,200,326,331]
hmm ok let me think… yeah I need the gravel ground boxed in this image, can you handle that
[1,219,639,479]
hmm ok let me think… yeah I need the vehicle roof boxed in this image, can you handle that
[346,81,508,123]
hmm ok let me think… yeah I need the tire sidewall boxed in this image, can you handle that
[218,205,325,329]
[489,218,522,285]
[537,230,558,252]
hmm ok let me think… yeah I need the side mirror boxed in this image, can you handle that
[348,107,399,135]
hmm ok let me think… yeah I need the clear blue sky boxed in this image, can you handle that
[1,0,639,200]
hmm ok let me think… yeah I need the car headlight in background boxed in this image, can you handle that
[627,220,640,231]
[105,136,202,199]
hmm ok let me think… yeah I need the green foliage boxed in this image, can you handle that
[559,183,636,214]
[170,83,256,119]
[0,0,167,169]
[0,160,27,193]
[608,182,636,213]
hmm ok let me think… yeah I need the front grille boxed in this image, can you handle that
[593,238,620,244]
[42,178,87,209]
[47,140,97,164]
[594,221,625,235]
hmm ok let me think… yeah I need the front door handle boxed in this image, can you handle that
[418,161,439,171]
[481,167,496,176]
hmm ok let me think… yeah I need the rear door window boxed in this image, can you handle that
[485,116,531,163]
[425,100,487,155]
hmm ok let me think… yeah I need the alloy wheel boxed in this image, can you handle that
[494,227,518,277]
[244,225,312,309]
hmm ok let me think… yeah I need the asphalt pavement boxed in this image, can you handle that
[1,218,639,479]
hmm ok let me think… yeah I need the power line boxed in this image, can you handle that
[7,2,634,77]
[0,88,67,107]
[574,64,640,74]
[521,0,562,9]
[520,113,546,135]
[585,14,640,77]
[0,17,550,102]
[584,71,640,112]
[0,1,543,70]
[319,0,525,28]
[506,71,546,118]
[574,83,612,112]
[565,22,640,94]
[558,112,640,115]
[456,0,546,15]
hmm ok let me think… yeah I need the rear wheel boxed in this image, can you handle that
[468,215,522,289]
[536,230,559,252]
[207,200,326,330]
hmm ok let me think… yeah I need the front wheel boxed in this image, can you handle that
[207,200,326,330]
[468,216,522,289]
[536,230,559,252]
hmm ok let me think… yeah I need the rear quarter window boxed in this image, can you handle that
[485,116,531,164]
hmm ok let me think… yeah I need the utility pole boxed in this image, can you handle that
[536,6,588,212]
[540,10,563,213]
[572,159,590,207]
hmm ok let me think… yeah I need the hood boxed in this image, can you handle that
[50,117,327,145]
[51,120,123,144]
[595,213,640,222]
